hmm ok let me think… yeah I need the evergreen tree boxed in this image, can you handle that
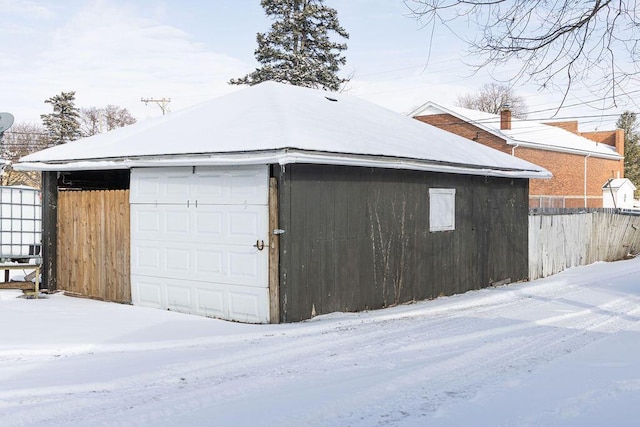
[41,91,81,145]
[617,111,640,194]
[230,0,349,91]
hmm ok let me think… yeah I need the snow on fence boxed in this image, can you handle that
[528,210,640,280]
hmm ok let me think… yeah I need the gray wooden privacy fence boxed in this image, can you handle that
[528,210,640,280]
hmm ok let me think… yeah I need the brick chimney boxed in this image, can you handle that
[582,129,625,157]
[615,128,625,157]
[500,104,512,130]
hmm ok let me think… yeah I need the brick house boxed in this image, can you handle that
[411,102,624,208]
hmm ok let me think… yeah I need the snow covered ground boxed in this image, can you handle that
[1,258,640,426]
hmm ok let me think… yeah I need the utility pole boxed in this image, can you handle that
[141,97,171,115]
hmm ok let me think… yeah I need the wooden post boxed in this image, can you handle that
[268,177,280,323]
[35,264,40,298]
[41,171,58,291]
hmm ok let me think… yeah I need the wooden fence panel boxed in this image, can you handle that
[528,214,591,280]
[529,212,640,280]
[591,212,640,262]
[57,190,130,302]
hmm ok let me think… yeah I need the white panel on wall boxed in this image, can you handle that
[165,210,190,235]
[166,285,191,313]
[134,245,161,270]
[134,280,163,308]
[229,173,263,201]
[228,250,259,280]
[195,249,224,274]
[228,210,260,237]
[165,248,191,273]
[133,176,161,201]
[165,175,190,198]
[195,288,226,318]
[131,206,268,247]
[429,188,456,232]
[132,166,268,205]
[130,167,191,204]
[192,169,225,202]
[131,241,265,287]
[131,275,269,323]
[135,211,160,233]
[229,291,262,323]
[194,166,269,205]
[195,211,223,237]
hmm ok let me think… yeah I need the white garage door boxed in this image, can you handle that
[130,165,270,323]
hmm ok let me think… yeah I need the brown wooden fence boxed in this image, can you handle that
[57,190,131,302]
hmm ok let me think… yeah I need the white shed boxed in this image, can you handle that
[602,178,637,208]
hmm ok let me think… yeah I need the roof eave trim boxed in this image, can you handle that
[14,149,551,179]
[506,139,622,159]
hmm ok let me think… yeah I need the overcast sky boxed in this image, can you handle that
[0,0,633,130]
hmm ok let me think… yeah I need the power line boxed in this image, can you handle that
[141,97,171,115]
[524,89,640,116]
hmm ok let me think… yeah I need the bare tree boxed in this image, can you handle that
[80,107,102,137]
[80,105,136,137]
[406,1,640,106]
[1,122,52,187]
[457,83,527,118]
[104,105,136,131]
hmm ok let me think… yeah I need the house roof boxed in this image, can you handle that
[17,82,550,179]
[411,102,622,160]
[602,178,637,190]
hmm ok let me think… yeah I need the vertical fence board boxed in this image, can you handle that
[57,190,131,302]
[268,177,280,323]
[529,212,640,280]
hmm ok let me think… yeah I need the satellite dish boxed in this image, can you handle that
[0,113,15,133]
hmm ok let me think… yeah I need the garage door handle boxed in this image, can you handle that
[254,240,265,251]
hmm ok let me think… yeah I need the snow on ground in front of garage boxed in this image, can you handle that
[1,257,640,426]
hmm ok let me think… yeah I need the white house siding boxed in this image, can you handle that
[129,165,270,323]
[602,179,637,209]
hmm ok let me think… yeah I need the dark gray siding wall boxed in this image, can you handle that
[277,164,529,322]
[42,171,58,291]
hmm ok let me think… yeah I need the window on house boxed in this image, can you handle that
[429,188,456,232]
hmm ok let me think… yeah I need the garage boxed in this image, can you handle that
[18,81,550,323]
[129,165,270,323]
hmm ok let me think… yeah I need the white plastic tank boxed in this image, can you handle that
[0,186,42,260]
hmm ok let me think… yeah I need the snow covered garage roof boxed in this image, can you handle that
[411,102,622,160]
[17,82,550,179]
